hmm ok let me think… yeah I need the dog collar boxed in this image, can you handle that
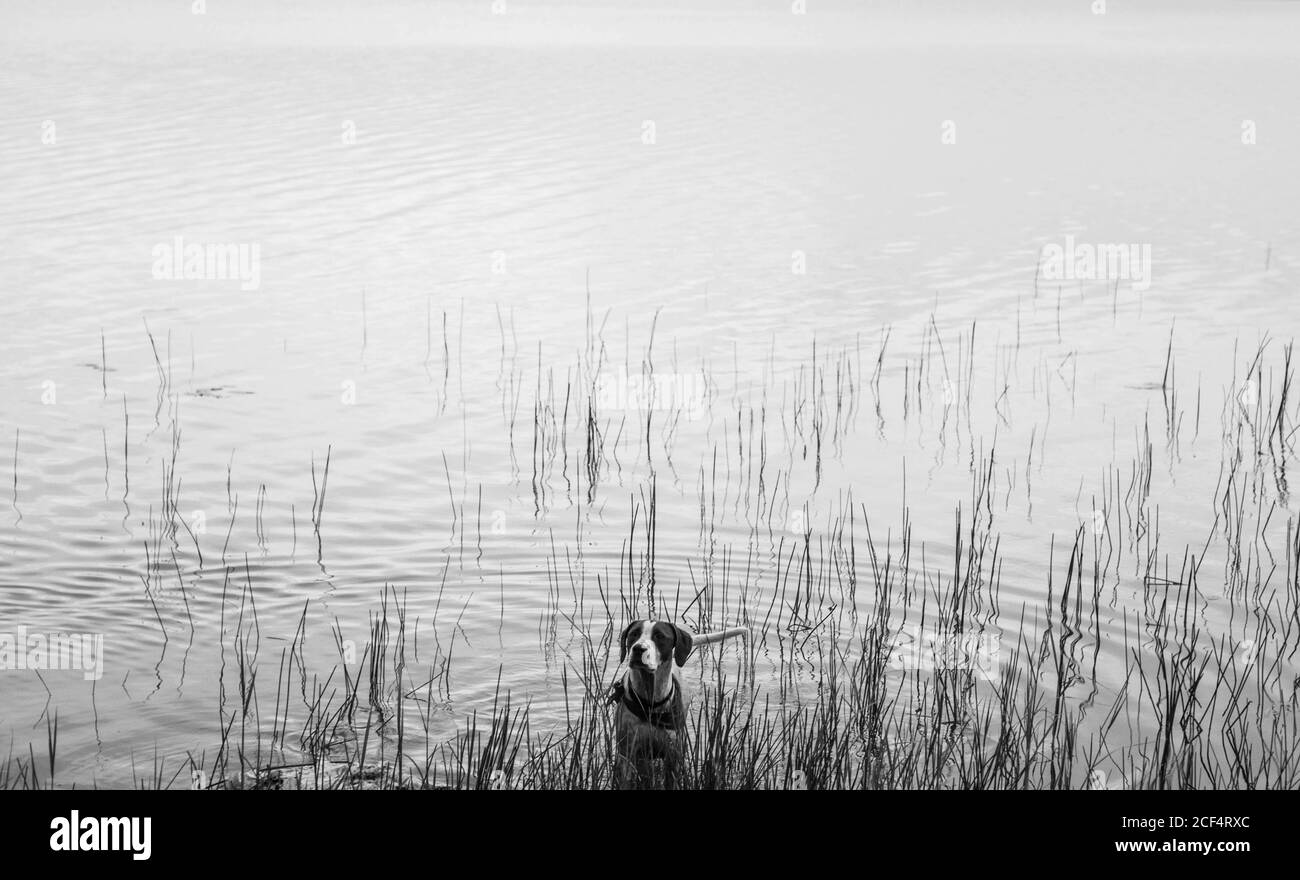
[610,679,681,730]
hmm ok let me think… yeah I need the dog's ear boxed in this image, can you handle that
[618,621,641,664]
[672,625,693,667]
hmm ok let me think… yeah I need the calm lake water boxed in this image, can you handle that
[2,1,1299,786]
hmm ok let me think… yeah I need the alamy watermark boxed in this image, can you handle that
[151,236,261,291]
[49,811,150,860]
[889,624,1000,674]
[596,366,707,421]
[0,626,104,681]
[1038,235,1152,291]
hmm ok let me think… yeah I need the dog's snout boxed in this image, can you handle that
[629,642,653,667]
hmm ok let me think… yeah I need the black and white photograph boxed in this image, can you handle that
[0,0,1295,852]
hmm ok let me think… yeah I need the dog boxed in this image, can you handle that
[611,619,749,789]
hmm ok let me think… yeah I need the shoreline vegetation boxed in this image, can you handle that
[3,318,1298,790]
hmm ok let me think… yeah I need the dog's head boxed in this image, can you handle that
[619,620,693,671]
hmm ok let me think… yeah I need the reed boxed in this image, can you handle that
[51,454,1290,791]
[5,315,1298,792]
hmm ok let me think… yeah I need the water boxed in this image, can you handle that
[2,0,1299,787]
